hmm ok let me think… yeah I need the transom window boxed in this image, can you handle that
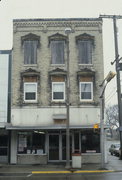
[24,82,37,102]
[52,82,65,101]
[24,40,38,64]
[78,40,92,64]
[51,40,65,64]
[80,82,93,101]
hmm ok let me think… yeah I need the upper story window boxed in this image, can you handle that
[51,40,65,64]
[49,33,67,65]
[24,82,37,102]
[21,68,40,104]
[76,33,94,65]
[24,40,38,64]
[80,82,93,101]
[52,82,65,101]
[78,40,92,64]
[21,33,40,65]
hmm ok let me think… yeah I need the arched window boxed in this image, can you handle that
[21,33,40,64]
[49,33,67,65]
[76,33,94,64]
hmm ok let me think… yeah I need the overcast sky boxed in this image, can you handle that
[0,0,122,106]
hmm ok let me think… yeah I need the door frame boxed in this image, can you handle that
[47,133,60,162]
[47,131,74,162]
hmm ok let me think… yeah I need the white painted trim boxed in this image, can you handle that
[79,82,93,101]
[24,82,37,103]
[52,82,65,101]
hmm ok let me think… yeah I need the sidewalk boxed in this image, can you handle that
[0,154,122,174]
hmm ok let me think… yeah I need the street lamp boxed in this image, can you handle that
[99,71,116,169]
[65,27,72,168]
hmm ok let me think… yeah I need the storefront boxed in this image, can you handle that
[9,128,100,164]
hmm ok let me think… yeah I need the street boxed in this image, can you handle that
[0,172,122,180]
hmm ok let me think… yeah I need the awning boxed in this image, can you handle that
[6,124,96,130]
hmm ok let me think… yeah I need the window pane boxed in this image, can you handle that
[25,84,36,92]
[53,84,64,92]
[78,40,92,64]
[80,83,92,100]
[25,92,36,100]
[24,83,37,101]
[51,41,64,64]
[81,92,91,99]
[52,83,65,100]
[24,40,38,64]
[53,92,64,99]
[18,132,45,154]
[81,84,91,92]
[81,132,100,153]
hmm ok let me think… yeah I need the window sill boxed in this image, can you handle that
[78,64,93,66]
[51,101,66,105]
[22,102,39,106]
[23,64,38,67]
[51,64,65,67]
[79,101,98,106]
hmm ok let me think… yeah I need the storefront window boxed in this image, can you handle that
[18,131,45,154]
[81,131,100,153]
[0,135,8,156]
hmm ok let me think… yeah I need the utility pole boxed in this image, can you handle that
[100,14,122,159]
[100,71,116,169]
[65,27,72,168]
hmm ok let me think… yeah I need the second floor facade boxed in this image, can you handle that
[12,18,104,108]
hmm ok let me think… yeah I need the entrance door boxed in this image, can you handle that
[49,134,59,161]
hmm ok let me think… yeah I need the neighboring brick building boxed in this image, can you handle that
[8,18,104,164]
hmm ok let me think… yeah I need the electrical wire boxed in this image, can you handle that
[105,90,117,104]
[105,87,117,101]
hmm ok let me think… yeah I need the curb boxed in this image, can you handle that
[32,169,115,174]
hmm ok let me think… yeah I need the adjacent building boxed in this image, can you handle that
[0,50,11,163]
[8,18,104,164]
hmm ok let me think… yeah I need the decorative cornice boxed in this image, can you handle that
[13,19,102,29]
[77,68,95,77]
[48,33,67,43]
[76,33,94,43]
[21,33,40,44]
[49,68,67,76]
[21,68,40,77]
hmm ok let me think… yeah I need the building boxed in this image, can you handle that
[8,18,104,164]
[0,50,11,163]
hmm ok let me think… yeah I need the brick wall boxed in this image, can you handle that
[12,18,104,107]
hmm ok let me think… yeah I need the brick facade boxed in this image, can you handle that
[12,18,104,107]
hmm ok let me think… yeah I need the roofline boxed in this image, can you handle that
[13,17,102,22]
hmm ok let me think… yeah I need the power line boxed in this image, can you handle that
[105,87,117,100]
[105,91,117,104]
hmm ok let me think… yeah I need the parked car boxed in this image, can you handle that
[109,144,120,156]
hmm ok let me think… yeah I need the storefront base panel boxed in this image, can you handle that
[17,154,48,165]
[82,153,101,163]
[0,156,8,164]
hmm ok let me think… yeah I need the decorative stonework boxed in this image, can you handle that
[13,19,102,30]
[21,33,40,46]
[12,18,104,107]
